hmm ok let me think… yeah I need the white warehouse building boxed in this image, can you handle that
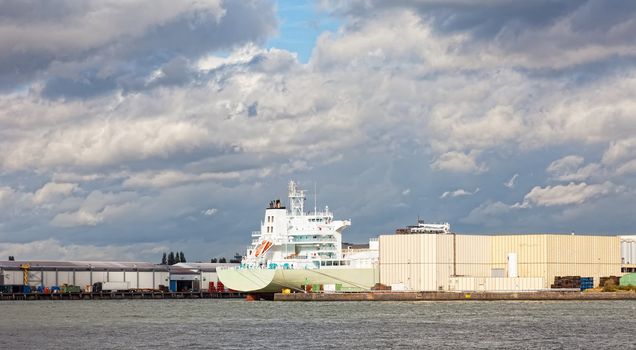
[0,261,241,292]
[0,261,170,290]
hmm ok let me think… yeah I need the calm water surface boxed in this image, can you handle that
[1,299,634,349]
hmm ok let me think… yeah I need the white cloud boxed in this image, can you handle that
[546,155,601,182]
[0,239,168,261]
[50,190,139,228]
[2,118,211,170]
[123,170,242,189]
[0,186,16,206]
[522,182,618,207]
[202,208,218,216]
[440,188,479,199]
[504,174,519,189]
[602,138,636,165]
[32,182,78,205]
[431,151,487,173]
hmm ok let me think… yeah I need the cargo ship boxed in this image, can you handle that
[217,181,379,293]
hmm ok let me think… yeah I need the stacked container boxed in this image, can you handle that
[580,277,594,291]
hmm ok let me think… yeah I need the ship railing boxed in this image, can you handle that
[251,231,262,237]
[289,237,337,243]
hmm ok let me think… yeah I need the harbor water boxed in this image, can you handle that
[1,300,634,349]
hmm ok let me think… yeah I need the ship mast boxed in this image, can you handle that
[288,180,305,216]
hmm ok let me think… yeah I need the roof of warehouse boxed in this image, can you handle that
[0,260,168,271]
[172,262,239,272]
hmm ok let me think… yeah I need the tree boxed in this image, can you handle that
[161,252,167,265]
[229,253,241,263]
[167,252,175,265]
[219,257,227,263]
[174,251,181,264]
[8,256,14,261]
[210,258,218,263]
[179,251,186,263]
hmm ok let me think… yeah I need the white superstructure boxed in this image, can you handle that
[243,181,373,269]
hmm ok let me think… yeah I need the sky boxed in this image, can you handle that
[2,0,636,263]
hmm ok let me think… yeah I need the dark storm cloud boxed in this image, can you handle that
[0,0,278,97]
[322,0,636,65]
[331,0,579,36]
[326,0,636,36]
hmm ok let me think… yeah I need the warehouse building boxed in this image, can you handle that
[0,260,242,292]
[169,263,237,292]
[0,260,241,292]
[379,234,621,291]
[0,261,170,290]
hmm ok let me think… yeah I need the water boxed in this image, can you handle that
[1,300,634,349]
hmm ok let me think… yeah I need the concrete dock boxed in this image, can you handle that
[0,291,244,301]
[274,291,636,301]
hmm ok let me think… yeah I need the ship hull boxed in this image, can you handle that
[217,266,379,293]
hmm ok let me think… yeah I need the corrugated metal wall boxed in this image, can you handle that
[138,272,154,289]
[75,271,91,288]
[455,235,492,277]
[108,271,125,282]
[381,234,621,291]
[436,235,454,291]
[155,272,169,289]
[124,271,138,289]
[491,235,548,280]
[380,234,441,291]
[2,269,169,289]
[545,235,620,287]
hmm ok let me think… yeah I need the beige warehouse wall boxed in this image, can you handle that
[381,233,621,291]
[491,235,548,281]
[435,235,454,291]
[454,235,492,277]
[380,234,440,291]
[492,234,621,288]
[545,235,620,287]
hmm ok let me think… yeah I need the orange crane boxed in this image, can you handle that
[19,263,30,285]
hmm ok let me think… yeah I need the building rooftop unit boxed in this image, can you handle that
[395,220,451,234]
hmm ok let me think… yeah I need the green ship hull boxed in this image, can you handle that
[217,267,379,293]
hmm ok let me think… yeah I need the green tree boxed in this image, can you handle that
[161,252,167,265]
[219,257,227,263]
[179,251,186,263]
[167,252,175,265]
[174,251,181,264]
[210,258,217,263]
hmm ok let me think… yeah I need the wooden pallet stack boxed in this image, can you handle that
[551,276,581,289]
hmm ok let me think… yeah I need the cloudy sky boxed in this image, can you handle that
[2,0,636,262]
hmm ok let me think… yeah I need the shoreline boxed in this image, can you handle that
[273,291,636,301]
[0,291,244,301]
